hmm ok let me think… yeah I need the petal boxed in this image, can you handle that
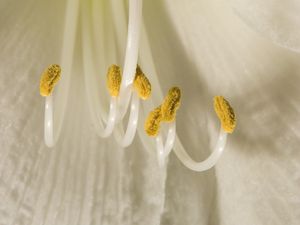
[230,0,300,52]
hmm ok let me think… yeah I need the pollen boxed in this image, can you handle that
[144,106,162,137]
[133,65,151,100]
[161,87,181,122]
[213,96,236,133]
[40,64,61,97]
[106,64,122,97]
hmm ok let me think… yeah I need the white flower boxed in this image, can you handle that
[0,0,299,224]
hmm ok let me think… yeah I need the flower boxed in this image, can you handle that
[0,0,300,224]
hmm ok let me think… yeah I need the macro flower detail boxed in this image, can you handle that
[106,64,122,97]
[161,87,181,122]
[144,105,162,136]
[133,65,151,100]
[2,0,299,224]
[145,87,181,137]
[214,96,236,133]
[39,64,61,97]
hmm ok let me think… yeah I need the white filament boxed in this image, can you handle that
[156,123,228,171]
[174,128,228,171]
[81,0,117,138]
[44,96,54,147]
[118,0,143,121]
[44,0,79,147]
[43,0,228,172]
[111,0,143,146]
[155,122,176,167]
[114,92,140,147]
[80,0,142,144]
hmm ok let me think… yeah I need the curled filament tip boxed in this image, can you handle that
[40,64,61,97]
[133,65,151,100]
[161,87,181,122]
[144,106,162,137]
[214,96,236,133]
[106,64,122,97]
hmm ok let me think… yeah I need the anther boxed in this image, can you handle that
[40,64,61,97]
[133,65,151,100]
[161,87,181,122]
[213,96,236,133]
[144,106,162,137]
[106,64,122,97]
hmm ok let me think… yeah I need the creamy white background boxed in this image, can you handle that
[0,0,300,224]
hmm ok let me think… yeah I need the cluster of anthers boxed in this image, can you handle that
[39,0,236,172]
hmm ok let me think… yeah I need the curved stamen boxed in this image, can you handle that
[155,121,176,167]
[42,0,79,147]
[145,87,180,166]
[41,64,61,147]
[118,0,143,120]
[113,66,150,147]
[81,2,117,138]
[173,129,228,171]
[168,96,235,171]
[146,90,235,171]
[40,64,61,147]
[114,92,140,147]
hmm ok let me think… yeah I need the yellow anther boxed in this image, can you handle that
[133,65,151,100]
[144,106,162,137]
[106,64,122,97]
[39,64,61,97]
[214,96,236,133]
[161,87,181,122]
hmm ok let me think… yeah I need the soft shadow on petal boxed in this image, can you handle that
[230,0,300,52]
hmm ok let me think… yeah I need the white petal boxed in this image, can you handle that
[230,0,300,52]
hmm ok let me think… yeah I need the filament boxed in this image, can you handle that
[114,92,140,147]
[173,129,228,171]
[43,0,79,147]
[81,0,116,138]
[118,0,143,120]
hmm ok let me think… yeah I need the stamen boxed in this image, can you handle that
[214,96,236,133]
[106,64,122,97]
[133,65,151,100]
[144,106,162,136]
[40,64,61,97]
[161,87,181,122]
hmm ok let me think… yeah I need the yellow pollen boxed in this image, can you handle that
[133,65,151,100]
[144,106,162,137]
[213,96,236,133]
[106,64,122,97]
[40,64,61,97]
[161,87,181,122]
